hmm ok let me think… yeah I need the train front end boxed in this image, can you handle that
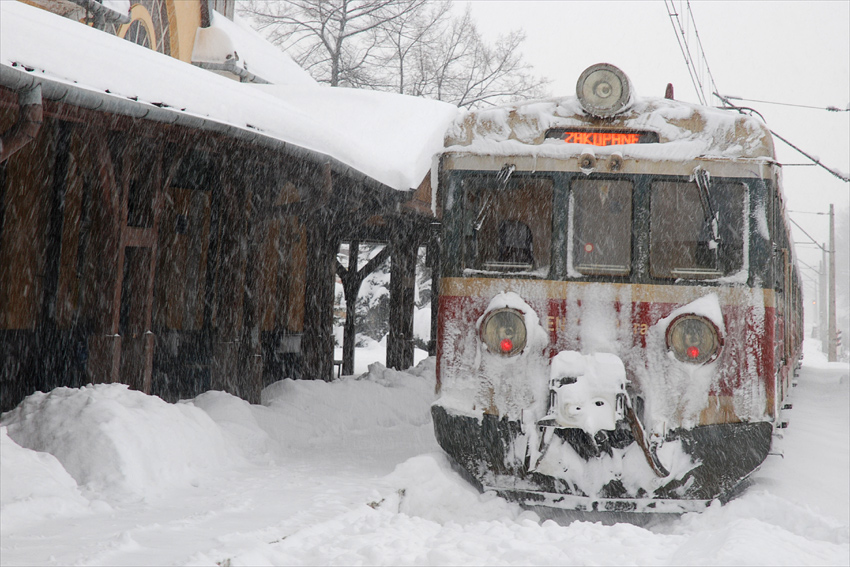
[431,65,801,513]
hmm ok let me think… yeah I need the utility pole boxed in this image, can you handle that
[819,254,827,346]
[828,204,837,362]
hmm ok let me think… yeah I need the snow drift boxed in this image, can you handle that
[1,352,847,566]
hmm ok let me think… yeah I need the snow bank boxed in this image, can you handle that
[385,453,534,525]
[1,384,241,502]
[0,426,93,531]
[190,390,276,463]
[258,360,437,451]
[234,454,847,567]
[0,354,847,566]
[670,495,849,564]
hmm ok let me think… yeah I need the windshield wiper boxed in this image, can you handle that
[692,165,720,243]
[475,163,515,230]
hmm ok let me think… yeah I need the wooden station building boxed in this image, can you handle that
[0,0,455,412]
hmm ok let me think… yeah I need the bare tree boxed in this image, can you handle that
[415,7,548,108]
[374,0,452,95]
[240,1,548,107]
[242,0,429,87]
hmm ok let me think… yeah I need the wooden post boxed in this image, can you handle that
[387,217,418,370]
[239,158,273,402]
[117,136,162,394]
[211,151,249,394]
[341,240,359,376]
[84,129,124,384]
[302,214,338,381]
[302,164,338,381]
[37,121,71,391]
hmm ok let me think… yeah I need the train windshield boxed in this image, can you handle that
[461,176,553,274]
[650,181,745,279]
[570,179,633,276]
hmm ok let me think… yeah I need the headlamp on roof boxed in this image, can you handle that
[576,63,632,117]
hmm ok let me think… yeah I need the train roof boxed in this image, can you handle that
[444,95,777,164]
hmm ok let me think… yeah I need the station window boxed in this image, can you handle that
[571,179,633,276]
[122,19,152,49]
[463,176,553,274]
[650,181,745,279]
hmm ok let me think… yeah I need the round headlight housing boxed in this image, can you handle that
[480,308,527,356]
[666,314,723,365]
[576,63,632,117]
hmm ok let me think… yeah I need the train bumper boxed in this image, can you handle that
[485,489,712,514]
[431,404,773,512]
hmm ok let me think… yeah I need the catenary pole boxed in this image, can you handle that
[819,254,827,347]
[828,204,837,361]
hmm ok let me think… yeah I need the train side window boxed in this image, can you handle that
[464,176,553,274]
[650,181,745,279]
[570,179,633,276]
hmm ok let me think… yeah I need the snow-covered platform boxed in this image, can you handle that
[1,345,847,565]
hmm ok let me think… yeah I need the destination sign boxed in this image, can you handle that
[545,129,659,146]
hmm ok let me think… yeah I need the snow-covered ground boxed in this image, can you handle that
[1,343,848,566]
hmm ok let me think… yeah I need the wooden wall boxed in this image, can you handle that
[1,83,424,412]
[0,92,314,410]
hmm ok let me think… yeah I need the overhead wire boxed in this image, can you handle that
[788,217,830,253]
[685,1,722,105]
[713,98,849,182]
[664,2,849,183]
[664,0,710,105]
[767,128,850,183]
[719,95,849,112]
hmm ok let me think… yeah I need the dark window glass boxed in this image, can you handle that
[650,181,745,279]
[571,179,633,276]
[463,177,553,274]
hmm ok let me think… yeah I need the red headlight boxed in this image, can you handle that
[480,308,527,356]
[666,314,723,365]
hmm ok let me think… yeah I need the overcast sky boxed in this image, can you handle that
[465,0,849,304]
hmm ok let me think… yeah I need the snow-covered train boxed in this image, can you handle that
[431,64,803,513]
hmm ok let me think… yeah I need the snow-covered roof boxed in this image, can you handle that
[0,1,459,191]
[191,10,317,86]
[445,96,776,163]
[101,0,130,13]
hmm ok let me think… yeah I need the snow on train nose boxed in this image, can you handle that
[537,351,627,435]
